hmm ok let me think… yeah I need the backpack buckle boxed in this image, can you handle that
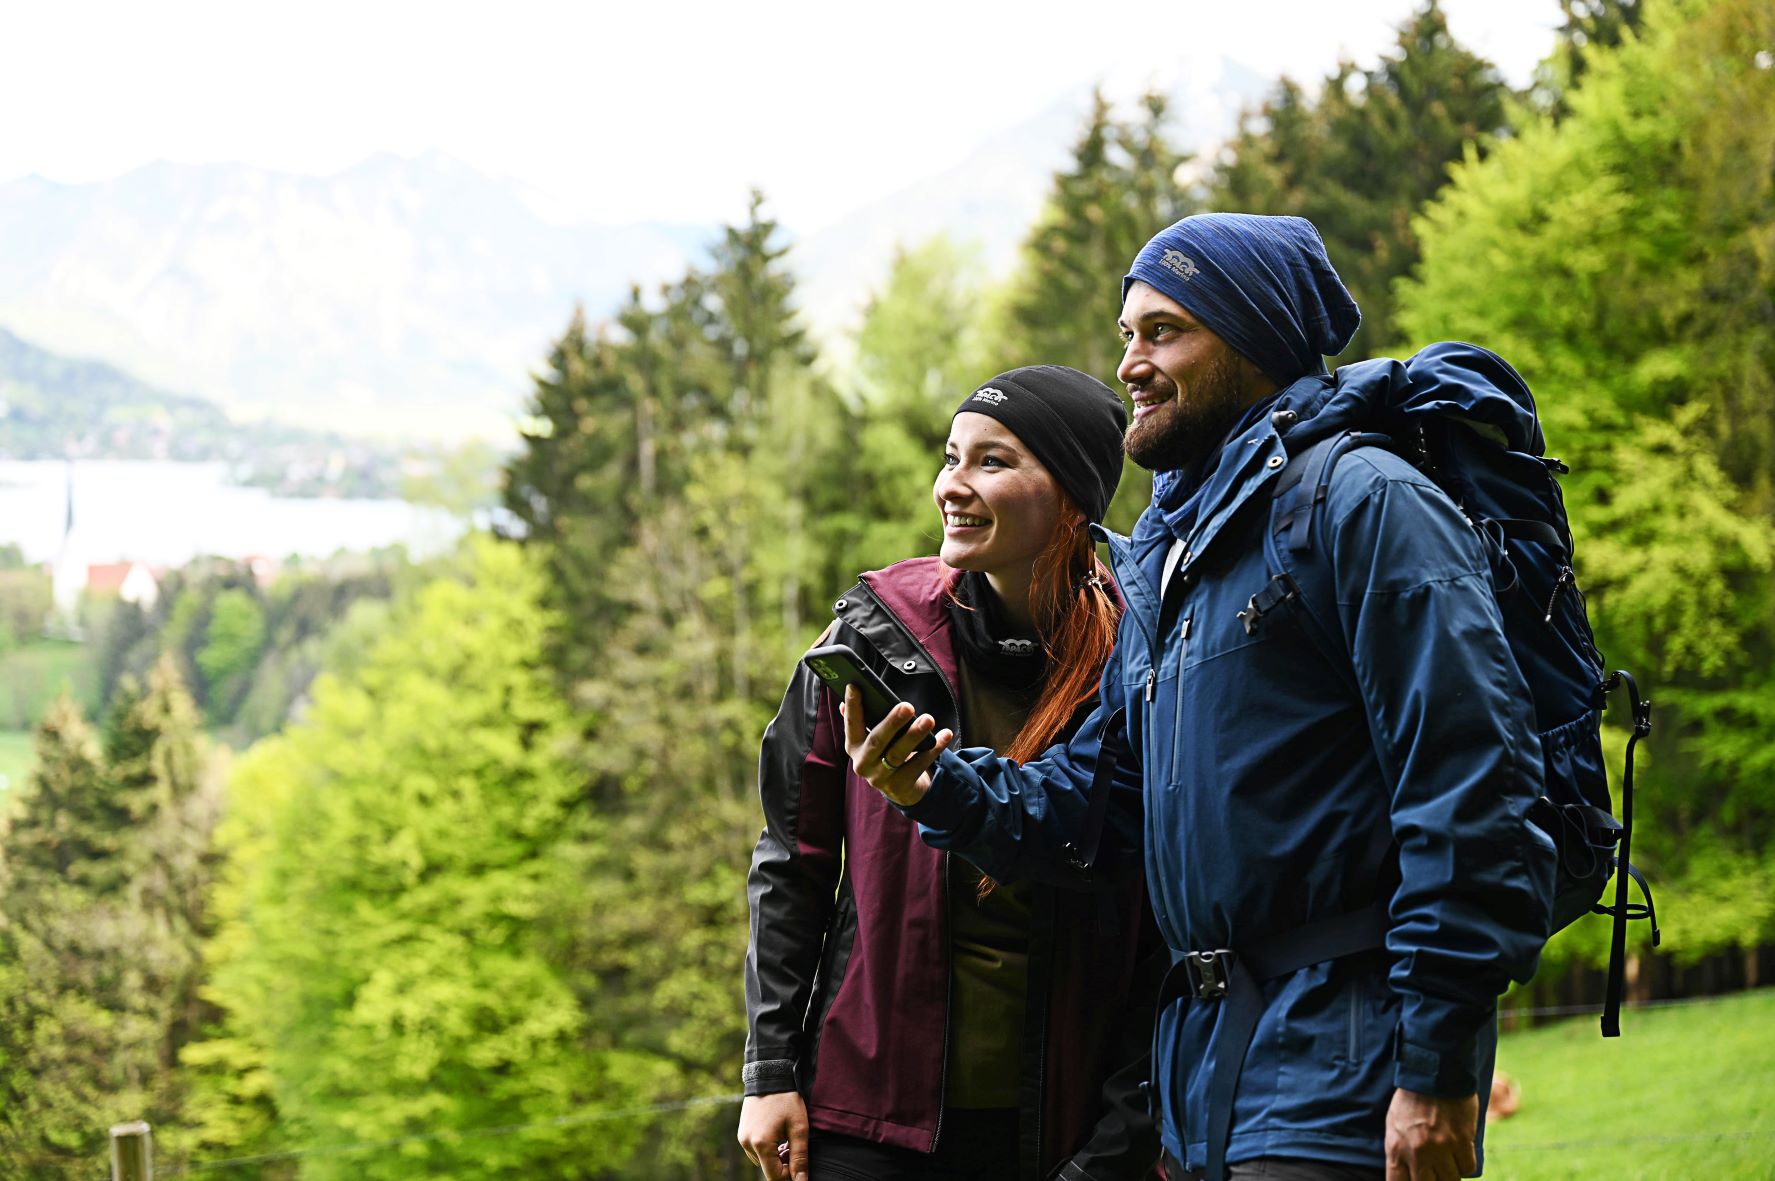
[1602,670,1653,738]
[1184,949,1235,1000]
[1236,573,1299,636]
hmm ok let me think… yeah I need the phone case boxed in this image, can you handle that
[802,644,901,725]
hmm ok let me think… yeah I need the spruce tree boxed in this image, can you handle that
[995,90,1193,530]
[500,307,646,690]
[1001,92,1192,385]
[0,671,213,1175]
[1209,0,1513,357]
[1539,0,1648,109]
[0,700,117,1181]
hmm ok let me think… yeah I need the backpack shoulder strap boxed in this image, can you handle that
[1271,430,1393,555]
[1259,431,1390,690]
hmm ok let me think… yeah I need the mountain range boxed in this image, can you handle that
[0,59,1273,441]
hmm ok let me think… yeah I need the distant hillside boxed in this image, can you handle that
[0,323,230,456]
[0,154,705,438]
[0,326,411,498]
[0,65,1269,439]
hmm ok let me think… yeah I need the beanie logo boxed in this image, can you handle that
[1158,250,1200,282]
[971,387,1008,405]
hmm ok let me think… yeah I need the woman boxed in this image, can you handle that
[739,366,1160,1181]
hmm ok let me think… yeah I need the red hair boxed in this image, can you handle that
[944,496,1122,763]
[947,498,1120,901]
[1005,505,1121,764]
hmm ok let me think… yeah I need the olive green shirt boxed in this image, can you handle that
[945,657,1039,1109]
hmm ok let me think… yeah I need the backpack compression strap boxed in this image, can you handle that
[1598,670,1659,1037]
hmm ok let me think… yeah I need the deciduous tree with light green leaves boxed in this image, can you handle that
[1395,0,1775,968]
[192,539,643,1179]
[841,236,990,569]
[195,587,266,724]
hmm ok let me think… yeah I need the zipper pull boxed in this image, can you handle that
[1544,566,1574,625]
[1145,667,1157,703]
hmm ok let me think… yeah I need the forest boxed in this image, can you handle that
[2,0,1771,1175]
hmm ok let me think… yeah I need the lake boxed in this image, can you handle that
[0,459,466,565]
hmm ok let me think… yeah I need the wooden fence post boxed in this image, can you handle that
[110,1121,152,1181]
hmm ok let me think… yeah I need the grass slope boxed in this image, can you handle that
[0,728,31,798]
[0,639,96,729]
[1485,987,1775,1179]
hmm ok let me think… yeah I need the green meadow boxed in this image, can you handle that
[1486,988,1775,1179]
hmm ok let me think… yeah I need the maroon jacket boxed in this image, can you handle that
[742,558,1160,1179]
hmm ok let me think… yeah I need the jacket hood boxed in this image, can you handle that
[1135,340,1543,552]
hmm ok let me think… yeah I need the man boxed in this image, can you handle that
[844,213,1555,1181]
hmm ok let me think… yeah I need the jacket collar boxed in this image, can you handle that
[1128,372,1337,585]
[841,557,962,695]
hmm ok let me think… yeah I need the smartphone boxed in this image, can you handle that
[802,643,937,761]
[803,643,905,728]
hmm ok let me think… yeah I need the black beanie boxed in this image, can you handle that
[952,365,1128,523]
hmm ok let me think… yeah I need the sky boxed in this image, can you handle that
[4,0,1564,234]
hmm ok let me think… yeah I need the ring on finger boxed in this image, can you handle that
[880,751,908,771]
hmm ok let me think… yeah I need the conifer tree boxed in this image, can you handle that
[0,698,129,1177]
[1540,0,1648,108]
[1209,0,1513,357]
[503,194,864,1172]
[0,665,215,1176]
[501,306,647,689]
[995,90,1193,530]
[1003,93,1190,386]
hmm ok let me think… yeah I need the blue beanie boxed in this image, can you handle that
[1122,213,1361,384]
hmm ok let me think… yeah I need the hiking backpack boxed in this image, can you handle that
[1257,341,1660,1037]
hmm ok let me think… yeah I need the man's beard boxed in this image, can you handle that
[1123,349,1256,473]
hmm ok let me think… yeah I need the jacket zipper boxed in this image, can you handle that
[855,582,963,1152]
[1173,618,1191,784]
[933,850,952,1152]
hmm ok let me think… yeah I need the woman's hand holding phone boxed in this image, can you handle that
[841,686,953,807]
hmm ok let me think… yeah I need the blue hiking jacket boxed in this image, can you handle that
[907,350,1558,1171]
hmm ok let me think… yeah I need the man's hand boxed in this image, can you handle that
[1385,1088,1478,1181]
[737,1092,810,1181]
[840,686,953,807]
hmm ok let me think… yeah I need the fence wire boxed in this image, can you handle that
[159,1093,742,1176]
[1498,990,1747,1020]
